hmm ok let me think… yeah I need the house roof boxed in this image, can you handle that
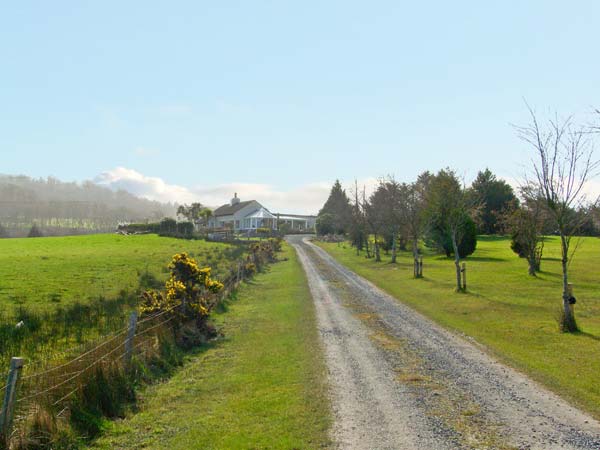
[246,208,276,219]
[212,200,255,217]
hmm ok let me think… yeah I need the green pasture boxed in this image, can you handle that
[0,234,242,314]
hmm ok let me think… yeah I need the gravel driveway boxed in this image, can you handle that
[288,236,600,450]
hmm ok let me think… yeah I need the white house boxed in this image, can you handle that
[208,193,316,232]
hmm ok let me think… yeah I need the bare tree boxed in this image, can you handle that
[403,181,426,277]
[365,185,389,262]
[372,178,404,263]
[506,186,548,276]
[349,180,367,256]
[516,105,599,331]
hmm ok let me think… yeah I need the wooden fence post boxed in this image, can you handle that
[124,311,138,370]
[0,357,24,445]
[461,262,467,291]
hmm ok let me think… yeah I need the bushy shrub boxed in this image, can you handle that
[426,213,477,258]
[140,252,224,321]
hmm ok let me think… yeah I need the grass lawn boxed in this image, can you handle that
[316,236,600,419]
[91,242,331,449]
[0,234,242,314]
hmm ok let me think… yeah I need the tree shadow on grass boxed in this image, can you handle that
[573,331,600,342]
[466,256,507,262]
[536,270,561,279]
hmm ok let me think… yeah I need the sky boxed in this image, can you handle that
[1,1,600,213]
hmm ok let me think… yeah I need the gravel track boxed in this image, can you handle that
[288,236,600,450]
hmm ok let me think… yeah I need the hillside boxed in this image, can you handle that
[0,174,176,236]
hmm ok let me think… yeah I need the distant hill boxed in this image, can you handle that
[0,175,176,237]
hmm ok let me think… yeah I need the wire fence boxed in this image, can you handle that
[0,243,278,448]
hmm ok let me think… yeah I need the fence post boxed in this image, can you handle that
[0,357,24,445]
[124,311,138,370]
[461,262,467,291]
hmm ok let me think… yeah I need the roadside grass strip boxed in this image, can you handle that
[92,243,331,449]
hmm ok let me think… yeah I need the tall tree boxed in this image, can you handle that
[516,105,599,332]
[425,169,476,291]
[317,180,352,235]
[469,168,517,234]
[403,179,427,277]
[371,178,404,263]
[364,189,386,262]
[348,180,367,254]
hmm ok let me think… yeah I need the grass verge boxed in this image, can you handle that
[316,236,600,420]
[91,242,331,449]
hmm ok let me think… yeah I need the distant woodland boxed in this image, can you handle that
[0,175,176,237]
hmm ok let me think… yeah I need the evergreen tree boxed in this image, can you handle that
[469,168,517,234]
[424,168,477,291]
[317,180,352,235]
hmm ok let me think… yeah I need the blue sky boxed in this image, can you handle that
[1,1,599,213]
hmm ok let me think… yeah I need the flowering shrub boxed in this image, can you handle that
[244,262,257,276]
[140,252,224,319]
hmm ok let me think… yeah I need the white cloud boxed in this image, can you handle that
[94,167,197,204]
[94,167,375,214]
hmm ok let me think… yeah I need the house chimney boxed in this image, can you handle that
[231,192,240,206]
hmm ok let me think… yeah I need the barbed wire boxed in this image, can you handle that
[19,328,128,381]
[18,339,128,404]
[134,314,177,339]
[20,321,132,370]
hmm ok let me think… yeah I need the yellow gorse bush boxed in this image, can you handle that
[140,252,224,319]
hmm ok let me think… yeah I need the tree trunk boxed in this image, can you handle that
[412,239,420,278]
[374,234,381,262]
[452,234,462,291]
[527,248,537,276]
[391,230,397,263]
[560,234,577,331]
[527,257,536,276]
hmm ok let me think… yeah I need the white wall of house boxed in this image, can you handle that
[208,196,316,232]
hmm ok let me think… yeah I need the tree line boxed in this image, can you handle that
[317,107,600,333]
[0,175,176,237]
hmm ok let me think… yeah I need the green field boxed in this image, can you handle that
[92,243,331,449]
[0,234,247,368]
[316,236,600,419]
[0,234,243,313]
